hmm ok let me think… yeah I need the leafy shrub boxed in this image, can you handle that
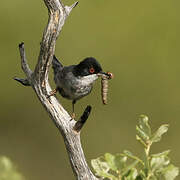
[91,115,179,180]
[0,156,24,180]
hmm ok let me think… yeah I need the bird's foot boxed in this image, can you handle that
[47,88,57,98]
[70,112,76,120]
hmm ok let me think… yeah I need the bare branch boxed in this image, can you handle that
[15,0,99,179]
[43,0,61,12]
[74,106,92,132]
[19,42,32,80]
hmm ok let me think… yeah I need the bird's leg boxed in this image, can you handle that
[71,100,76,119]
[48,88,58,97]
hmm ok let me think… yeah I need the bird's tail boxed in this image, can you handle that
[52,55,63,74]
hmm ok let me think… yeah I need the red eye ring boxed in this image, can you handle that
[89,67,95,73]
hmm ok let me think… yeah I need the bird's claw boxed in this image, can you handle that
[47,89,57,98]
[70,112,76,120]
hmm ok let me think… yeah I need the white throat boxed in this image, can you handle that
[79,74,98,86]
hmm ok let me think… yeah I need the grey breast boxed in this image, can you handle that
[54,66,94,100]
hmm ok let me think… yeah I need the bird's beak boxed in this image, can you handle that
[97,71,110,77]
[98,71,114,79]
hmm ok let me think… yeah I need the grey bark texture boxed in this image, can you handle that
[14,0,99,179]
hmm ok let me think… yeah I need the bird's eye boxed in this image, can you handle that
[89,67,95,74]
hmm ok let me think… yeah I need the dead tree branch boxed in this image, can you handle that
[14,0,99,179]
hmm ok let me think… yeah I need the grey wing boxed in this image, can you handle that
[54,66,77,99]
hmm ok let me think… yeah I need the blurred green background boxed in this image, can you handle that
[1,0,180,179]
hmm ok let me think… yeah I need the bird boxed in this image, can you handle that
[50,55,109,118]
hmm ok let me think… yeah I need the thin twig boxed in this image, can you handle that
[13,77,30,86]
[19,42,32,79]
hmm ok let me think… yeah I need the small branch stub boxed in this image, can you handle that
[14,42,32,86]
[13,77,30,86]
[65,1,79,15]
[19,42,32,79]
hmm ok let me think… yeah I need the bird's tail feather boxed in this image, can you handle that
[52,55,63,74]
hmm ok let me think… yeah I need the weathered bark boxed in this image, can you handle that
[14,1,99,179]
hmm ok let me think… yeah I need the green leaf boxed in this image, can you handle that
[150,156,170,172]
[148,175,158,180]
[121,160,139,177]
[136,126,149,142]
[91,158,117,180]
[136,135,147,147]
[151,124,169,143]
[114,154,127,170]
[91,158,109,173]
[123,168,138,180]
[151,150,170,158]
[162,164,179,180]
[0,156,24,180]
[139,115,151,138]
[138,170,146,179]
[104,153,117,171]
[122,150,144,166]
[123,150,133,157]
[136,115,152,142]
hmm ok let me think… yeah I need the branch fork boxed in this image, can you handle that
[14,1,98,179]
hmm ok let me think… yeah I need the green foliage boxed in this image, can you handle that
[0,156,24,180]
[91,115,179,180]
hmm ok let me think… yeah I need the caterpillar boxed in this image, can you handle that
[101,72,114,105]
